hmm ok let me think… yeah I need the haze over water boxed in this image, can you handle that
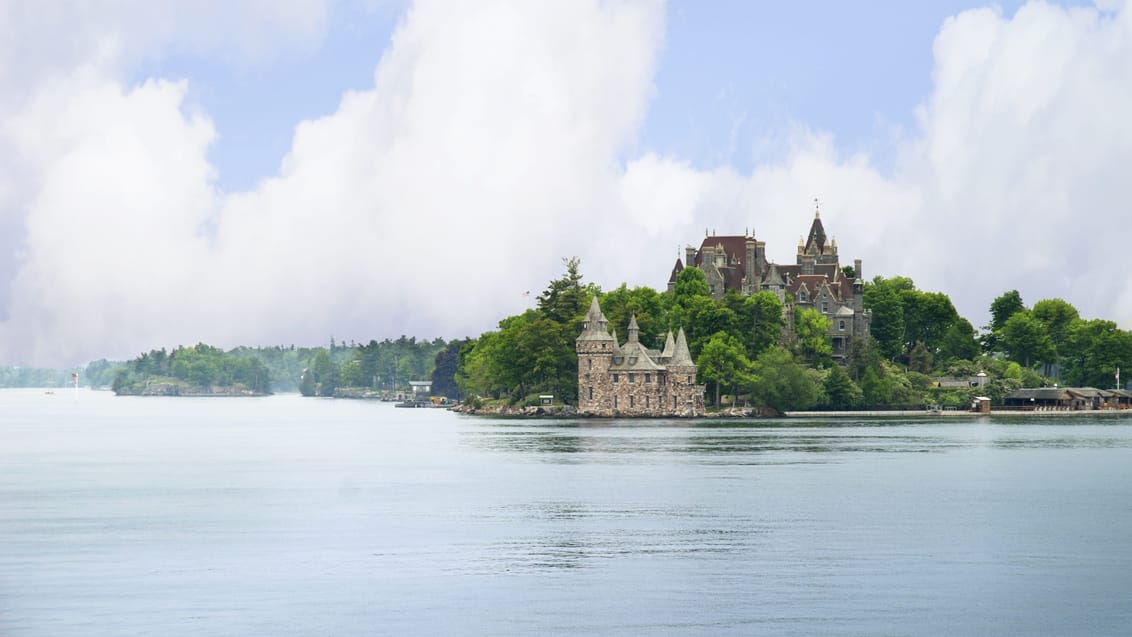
[3,389,1131,635]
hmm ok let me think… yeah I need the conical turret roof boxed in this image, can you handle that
[803,211,827,255]
[669,328,695,367]
[578,296,615,342]
[660,331,676,359]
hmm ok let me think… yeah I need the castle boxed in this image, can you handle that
[576,297,706,417]
[668,209,871,364]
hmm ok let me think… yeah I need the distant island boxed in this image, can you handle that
[112,344,272,396]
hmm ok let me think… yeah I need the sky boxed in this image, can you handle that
[1,0,1130,367]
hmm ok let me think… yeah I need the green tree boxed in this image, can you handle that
[696,332,754,406]
[537,257,590,325]
[681,295,738,359]
[794,307,833,367]
[984,289,1025,353]
[863,278,905,360]
[822,364,862,409]
[938,318,981,363]
[311,350,340,397]
[1031,298,1079,376]
[1061,319,1132,388]
[431,339,468,399]
[1001,311,1055,368]
[729,291,783,362]
[750,347,819,413]
[908,340,934,374]
[601,284,666,349]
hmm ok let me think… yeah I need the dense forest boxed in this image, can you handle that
[448,258,1132,412]
[112,344,272,395]
[98,337,448,397]
[8,257,1130,412]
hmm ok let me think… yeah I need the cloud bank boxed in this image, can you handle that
[1,0,1131,367]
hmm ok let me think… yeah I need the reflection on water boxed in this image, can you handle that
[4,391,1132,636]
[464,418,1132,460]
[460,502,763,573]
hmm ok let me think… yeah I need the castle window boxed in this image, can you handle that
[628,356,637,365]
[839,319,846,331]
[613,356,624,365]
[645,396,650,408]
[628,373,635,383]
[613,373,619,383]
[673,396,678,409]
[629,396,635,407]
[588,359,592,370]
[588,386,593,400]
[613,396,618,409]
[687,375,692,383]
[645,373,651,384]
[821,302,828,313]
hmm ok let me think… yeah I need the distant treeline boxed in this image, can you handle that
[70,337,455,397]
[0,366,84,388]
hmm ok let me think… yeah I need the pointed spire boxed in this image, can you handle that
[671,328,694,367]
[661,331,676,358]
[627,314,640,343]
[578,296,614,342]
[804,212,827,254]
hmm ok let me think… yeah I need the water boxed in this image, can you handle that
[3,389,1132,635]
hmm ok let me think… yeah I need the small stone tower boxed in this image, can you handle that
[577,296,616,411]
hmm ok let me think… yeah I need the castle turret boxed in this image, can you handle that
[577,297,616,412]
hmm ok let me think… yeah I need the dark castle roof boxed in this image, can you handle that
[803,213,827,254]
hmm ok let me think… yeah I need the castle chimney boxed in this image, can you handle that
[854,259,862,280]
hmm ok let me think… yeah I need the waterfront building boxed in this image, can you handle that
[576,297,705,417]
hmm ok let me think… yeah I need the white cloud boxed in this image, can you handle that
[0,0,665,365]
[2,0,1132,367]
[623,0,1132,329]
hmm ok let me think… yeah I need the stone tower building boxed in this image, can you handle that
[577,297,705,417]
[667,208,871,364]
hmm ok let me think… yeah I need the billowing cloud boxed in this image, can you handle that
[2,0,1131,367]
[0,0,664,365]
[624,0,1132,329]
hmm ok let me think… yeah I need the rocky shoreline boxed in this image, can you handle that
[115,382,269,397]
[448,403,778,418]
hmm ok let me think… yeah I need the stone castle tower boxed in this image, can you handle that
[577,297,705,417]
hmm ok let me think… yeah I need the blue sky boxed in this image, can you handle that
[136,0,1083,193]
[0,0,1129,366]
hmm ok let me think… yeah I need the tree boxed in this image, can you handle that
[901,290,960,354]
[750,347,819,413]
[741,291,785,359]
[908,340,933,374]
[537,257,589,325]
[696,332,753,406]
[1031,298,1079,376]
[310,350,340,397]
[1061,319,1132,388]
[984,290,1025,353]
[601,284,666,349]
[1001,311,1055,368]
[863,278,905,360]
[431,339,468,399]
[793,307,832,367]
[681,295,738,359]
[672,266,711,300]
[938,318,981,363]
[823,365,862,409]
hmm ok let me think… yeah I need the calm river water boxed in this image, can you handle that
[2,389,1132,635]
